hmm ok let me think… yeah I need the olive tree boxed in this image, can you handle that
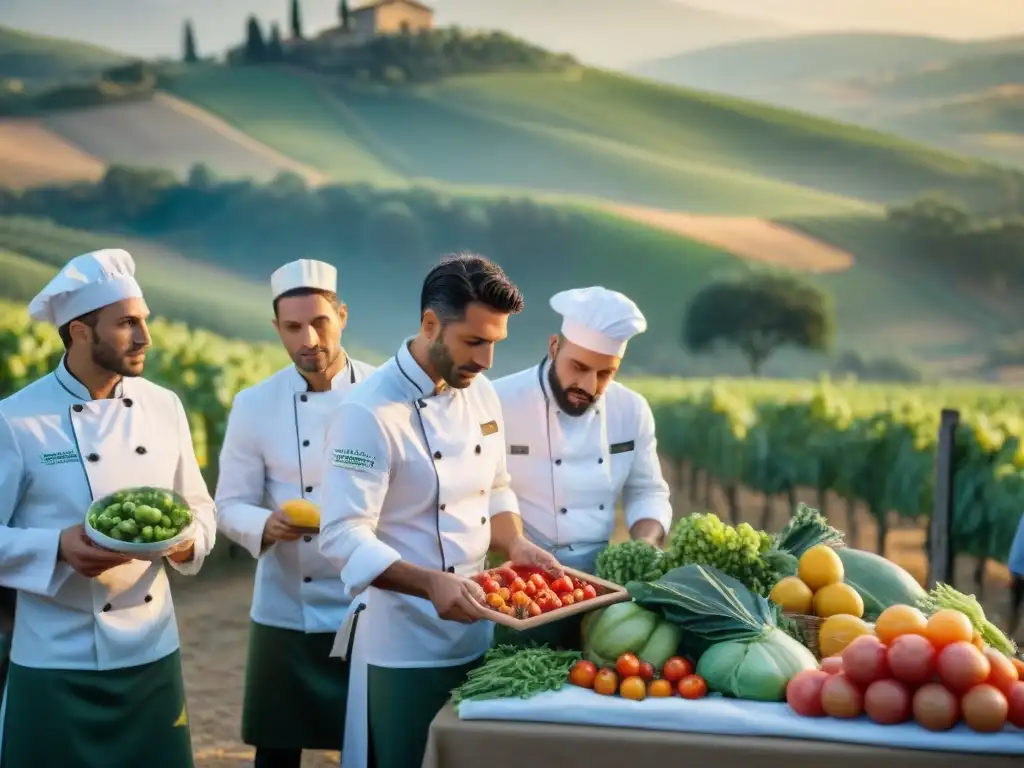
[683,272,834,375]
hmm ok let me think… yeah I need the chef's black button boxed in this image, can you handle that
[300,394,308,402]
[302,439,310,447]
[474,445,481,454]
[446,566,455,573]
[555,459,562,466]
[123,398,133,407]
[102,603,112,612]
[144,594,152,603]
[87,453,99,463]
[598,457,604,464]
[72,404,84,413]
[433,451,442,459]
[480,516,486,525]
[599,504,605,510]
[303,535,313,543]
[303,576,312,583]
[440,503,446,511]
[305,486,313,493]
[136,446,147,455]
[560,507,568,514]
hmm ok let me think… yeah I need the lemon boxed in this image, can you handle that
[797,545,844,591]
[280,499,321,528]
[768,576,814,614]
[819,614,873,658]
[812,582,864,619]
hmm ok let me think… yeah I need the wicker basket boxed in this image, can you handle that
[783,612,822,658]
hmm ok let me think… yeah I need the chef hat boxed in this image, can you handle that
[28,248,144,328]
[550,286,647,358]
[270,259,337,299]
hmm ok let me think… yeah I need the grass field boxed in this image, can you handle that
[0,25,124,89]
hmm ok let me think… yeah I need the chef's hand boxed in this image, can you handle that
[58,523,133,577]
[507,535,564,578]
[261,509,309,548]
[163,538,195,563]
[426,572,491,624]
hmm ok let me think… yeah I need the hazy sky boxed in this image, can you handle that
[682,0,1024,39]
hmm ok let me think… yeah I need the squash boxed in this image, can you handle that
[583,602,682,670]
[280,499,321,529]
[836,547,925,620]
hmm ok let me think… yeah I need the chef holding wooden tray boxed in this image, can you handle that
[491,285,674,649]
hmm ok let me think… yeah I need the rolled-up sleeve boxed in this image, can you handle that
[0,410,69,596]
[319,401,398,597]
[622,398,673,534]
[169,395,217,576]
[214,394,272,559]
[489,406,520,517]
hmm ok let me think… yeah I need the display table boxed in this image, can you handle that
[423,688,1024,768]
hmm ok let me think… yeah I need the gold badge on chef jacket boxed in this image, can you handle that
[480,420,499,436]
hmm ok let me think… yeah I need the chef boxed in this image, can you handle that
[491,287,672,646]
[216,259,375,768]
[318,253,563,768]
[0,249,217,768]
[1007,518,1024,632]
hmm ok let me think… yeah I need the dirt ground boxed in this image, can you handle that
[171,462,1023,767]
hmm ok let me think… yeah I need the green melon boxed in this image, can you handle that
[837,547,927,620]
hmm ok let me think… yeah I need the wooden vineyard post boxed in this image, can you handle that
[927,409,959,590]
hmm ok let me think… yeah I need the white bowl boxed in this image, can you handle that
[84,486,196,561]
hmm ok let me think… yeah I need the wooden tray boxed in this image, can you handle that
[475,564,630,630]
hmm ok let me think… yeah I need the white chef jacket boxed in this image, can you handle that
[215,357,375,633]
[492,359,671,564]
[0,358,216,671]
[319,340,520,668]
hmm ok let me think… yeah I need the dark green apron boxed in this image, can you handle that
[366,658,482,768]
[1,650,193,768]
[241,621,349,751]
[492,612,584,651]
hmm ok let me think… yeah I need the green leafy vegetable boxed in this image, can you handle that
[696,631,818,702]
[596,540,666,585]
[776,503,845,560]
[451,645,581,707]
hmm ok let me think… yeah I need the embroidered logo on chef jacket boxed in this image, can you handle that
[331,448,377,471]
[39,449,79,466]
[479,420,499,436]
[609,440,635,455]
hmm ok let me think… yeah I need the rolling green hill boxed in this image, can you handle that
[0,26,126,89]
[161,65,1014,215]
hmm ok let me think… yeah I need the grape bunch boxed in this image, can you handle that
[663,513,783,596]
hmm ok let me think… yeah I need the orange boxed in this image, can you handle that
[925,608,974,650]
[812,583,865,619]
[819,614,873,658]
[874,604,928,645]
[648,679,674,697]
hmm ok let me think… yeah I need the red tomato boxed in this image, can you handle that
[678,675,708,699]
[528,573,548,590]
[912,683,960,732]
[582,584,598,600]
[569,660,597,688]
[786,670,829,717]
[962,684,1008,733]
[662,657,692,683]
[886,634,935,686]
[1006,681,1024,728]
[841,635,889,686]
[638,661,655,682]
[571,576,586,591]
[560,592,576,606]
[819,656,844,675]
[616,653,641,678]
[648,679,673,697]
[527,601,542,618]
[820,673,863,719]
[572,588,586,603]
[496,566,518,586]
[550,576,573,594]
[864,679,912,725]
[497,587,511,603]
[937,641,991,694]
[593,669,618,696]
[620,676,647,701]
[983,648,1020,696]
[523,581,538,598]
[536,592,561,613]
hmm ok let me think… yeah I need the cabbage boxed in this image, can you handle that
[583,602,683,670]
[696,629,818,701]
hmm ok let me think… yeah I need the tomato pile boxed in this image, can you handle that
[788,605,1024,733]
[568,653,709,702]
[473,565,600,620]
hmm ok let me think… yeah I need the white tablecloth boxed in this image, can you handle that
[458,686,1024,755]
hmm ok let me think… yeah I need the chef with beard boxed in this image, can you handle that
[216,259,375,768]
[491,286,672,647]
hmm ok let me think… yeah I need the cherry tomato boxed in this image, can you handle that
[662,657,692,683]
[508,577,527,593]
[535,593,557,613]
[616,653,641,678]
[528,573,548,590]
[523,581,538,598]
[569,660,598,688]
[582,584,598,600]
[496,566,518,586]
[572,588,586,603]
[649,679,674,697]
[499,605,515,616]
[571,576,586,591]
[511,591,532,608]
[593,669,618,696]
[497,587,511,602]
[547,592,563,610]
[560,592,576,606]
[484,592,505,609]
[678,674,708,699]
[638,661,655,681]
[550,576,573,594]
[620,676,647,701]
[527,600,542,618]
[480,578,501,594]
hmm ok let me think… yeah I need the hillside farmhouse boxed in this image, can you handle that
[322,0,434,43]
